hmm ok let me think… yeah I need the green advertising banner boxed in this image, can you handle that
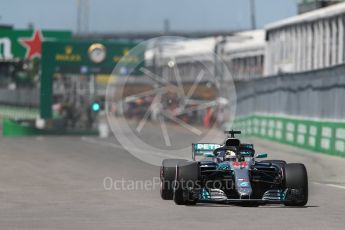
[0,28,71,60]
[40,40,143,119]
[231,114,345,157]
[42,40,142,74]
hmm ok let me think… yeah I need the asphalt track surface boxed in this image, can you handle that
[1,124,345,230]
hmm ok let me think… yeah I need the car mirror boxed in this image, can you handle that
[255,153,268,158]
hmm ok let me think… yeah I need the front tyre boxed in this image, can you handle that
[284,163,308,206]
[160,159,187,200]
[173,161,199,205]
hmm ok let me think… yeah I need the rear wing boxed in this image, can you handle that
[192,143,222,161]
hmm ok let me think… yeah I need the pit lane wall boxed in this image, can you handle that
[231,64,345,157]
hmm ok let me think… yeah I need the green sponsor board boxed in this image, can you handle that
[0,105,38,120]
[0,28,71,60]
[2,119,98,137]
[42,40,143,74]
[40,40,143,119]
[230,114,345,157]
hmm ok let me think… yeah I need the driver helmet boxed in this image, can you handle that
[225,150,236,161]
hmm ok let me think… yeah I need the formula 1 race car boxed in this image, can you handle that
[160,130,308,206]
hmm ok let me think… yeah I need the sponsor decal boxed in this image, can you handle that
[195,143,221,151]
[240,181,250,187]
[0,28,71,60]
[55,45,81,62]
[232,162,248,168]
[19,30,43,59]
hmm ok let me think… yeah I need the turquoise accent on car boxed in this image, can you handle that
[240,181,250,187]
[255,153,268,158]
[200,188,211,200]
[203,152,215,158]
[217,162,231,170]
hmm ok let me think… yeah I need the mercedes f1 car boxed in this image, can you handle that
[160,130,308,206]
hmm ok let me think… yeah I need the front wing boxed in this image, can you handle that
[193,188,304,204]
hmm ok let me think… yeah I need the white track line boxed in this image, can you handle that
[313,182,345,190]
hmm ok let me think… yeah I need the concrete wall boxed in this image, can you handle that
[233,63,345,157]
[236,64,345,120]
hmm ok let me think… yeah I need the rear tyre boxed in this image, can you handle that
[173,161,199,205]
[284,163,308,206]
[160,159,187,200]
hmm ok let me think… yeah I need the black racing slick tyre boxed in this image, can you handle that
[284,163,308,206]
[173,161,199,205]
[160,159,187,200]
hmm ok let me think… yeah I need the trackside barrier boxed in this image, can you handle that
[230,114,345,157]
[2,119,99,137]
[0,105,38,120]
